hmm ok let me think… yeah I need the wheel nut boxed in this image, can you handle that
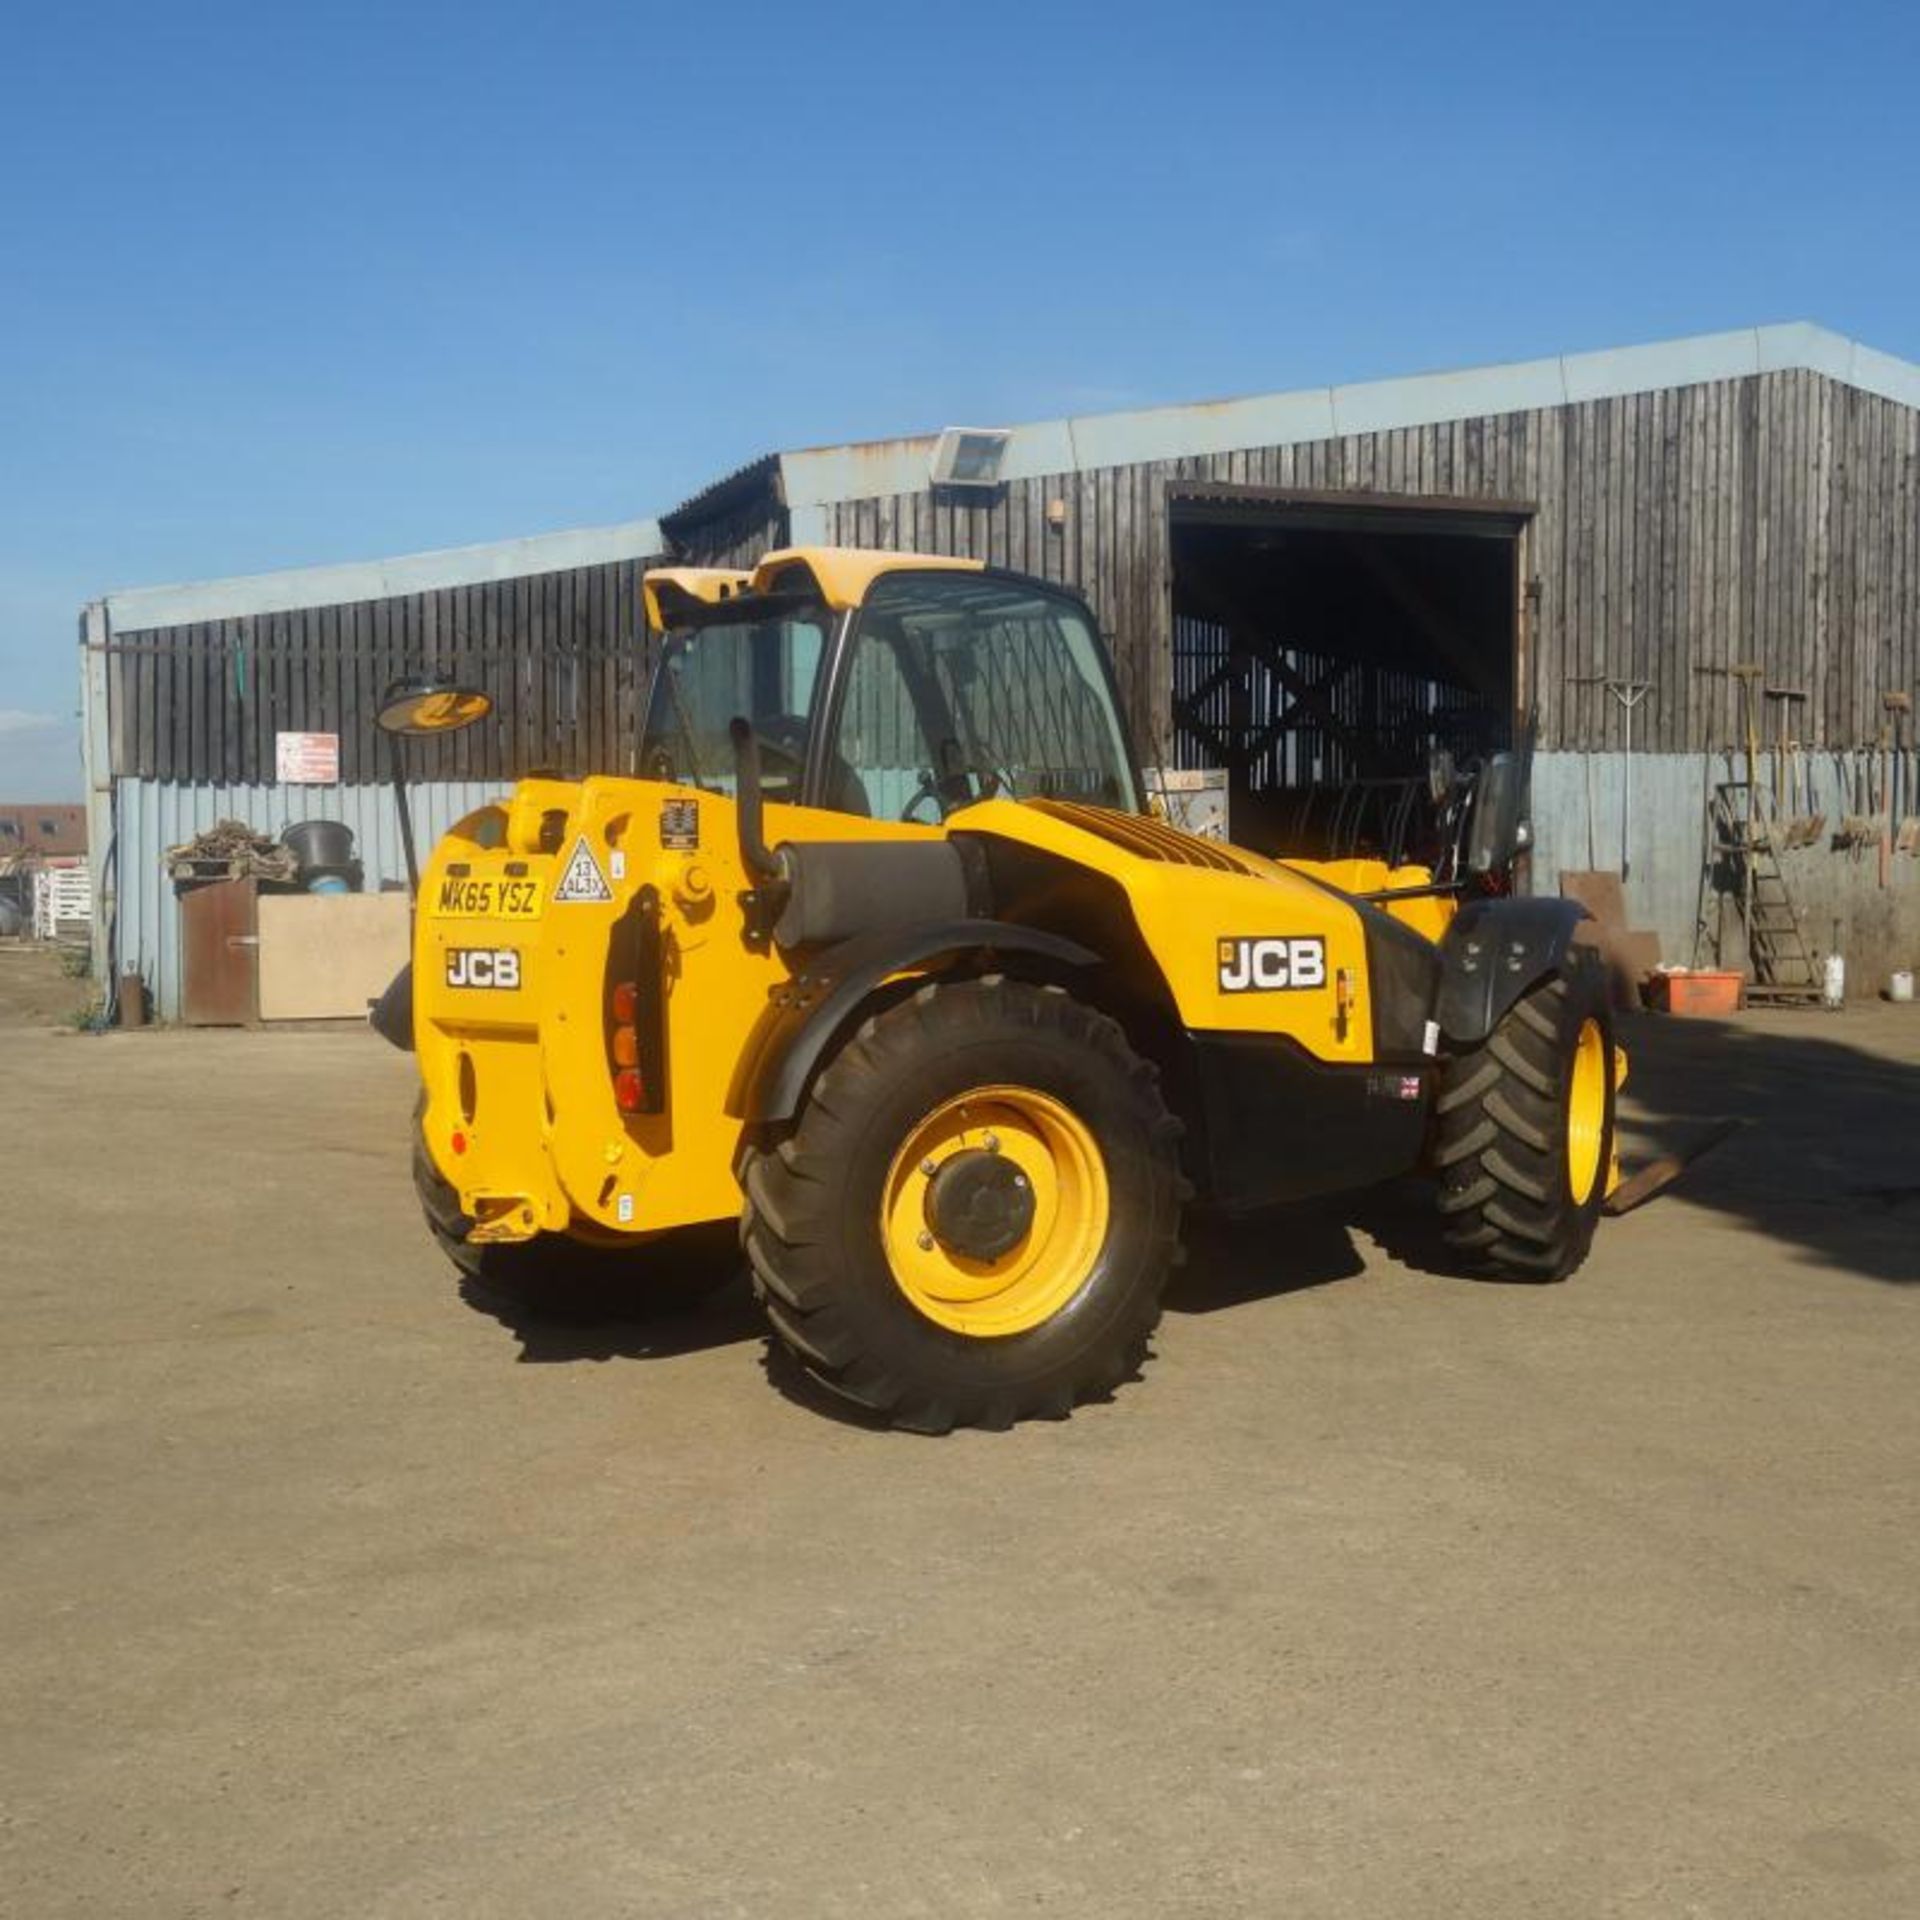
[920,1158,939,1177]
[982,1132,1000,1153]
[916,1230,935,1251]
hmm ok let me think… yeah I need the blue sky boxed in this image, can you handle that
[3,0,1916,798]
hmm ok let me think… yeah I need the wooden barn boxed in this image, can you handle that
[660,322,1920,983]
[84,322,1920,1014]
[82,518,666,1016]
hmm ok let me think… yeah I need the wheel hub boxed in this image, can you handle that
[923,1149,1034,1261]
[879,1085,1111,1338]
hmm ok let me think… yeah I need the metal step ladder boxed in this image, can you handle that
[1711,780,1822,1003]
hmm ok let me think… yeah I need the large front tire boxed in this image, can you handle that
[1433,954,1615,1281]
[741,978,1185,1433]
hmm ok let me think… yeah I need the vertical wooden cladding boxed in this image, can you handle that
[826,468,1169,757]
[106,559,660,784]
[817,371,1919,755]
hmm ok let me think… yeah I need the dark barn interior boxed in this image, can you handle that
[1169,491,1521,863]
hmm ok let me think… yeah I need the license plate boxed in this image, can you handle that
[431,875,542,920]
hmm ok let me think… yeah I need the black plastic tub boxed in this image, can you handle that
[282,820,356,874]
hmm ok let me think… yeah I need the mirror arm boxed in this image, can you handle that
[729,717,790,942]
[728,717,784,881]
[388,732,421,897]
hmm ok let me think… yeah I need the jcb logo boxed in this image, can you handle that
[1217,936,1327,993]
[446,948,521,990]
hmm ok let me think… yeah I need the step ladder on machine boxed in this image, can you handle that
[1710,780,1822,1003]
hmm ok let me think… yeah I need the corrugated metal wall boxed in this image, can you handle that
[1532,748,1920,991]
[815,370,1920,757]
[113,779,506,1019]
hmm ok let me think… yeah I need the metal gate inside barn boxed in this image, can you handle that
[1168,486,1526,860]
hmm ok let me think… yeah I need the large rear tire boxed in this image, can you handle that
[1432,953,1615,1281]
[740,977,1185,1433]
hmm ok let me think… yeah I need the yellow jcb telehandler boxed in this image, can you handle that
[373,547,1619,1431]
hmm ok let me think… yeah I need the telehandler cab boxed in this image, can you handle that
[377,547,1619,1431]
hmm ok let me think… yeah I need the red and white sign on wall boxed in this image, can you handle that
[275,731,340,784]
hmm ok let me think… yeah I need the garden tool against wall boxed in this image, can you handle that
[1838,743,1875,854]
[1731,665,1770,851]
[1785,738,1824,847]
[1766,687,1816,847]
[1569,675,1652,876]
[1888,693,1918,855]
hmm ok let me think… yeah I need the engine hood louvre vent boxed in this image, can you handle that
[1027,799,1259,874]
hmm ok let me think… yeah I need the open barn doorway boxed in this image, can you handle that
[1168,486,1527,863]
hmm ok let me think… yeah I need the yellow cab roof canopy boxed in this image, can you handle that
[642,546,983,633]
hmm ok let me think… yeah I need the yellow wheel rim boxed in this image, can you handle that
[880,1084,1110,1338]
[1566,1017,1608,1206]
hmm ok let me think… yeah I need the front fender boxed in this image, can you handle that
[727,919,1098,1124]
[1433,897,1591,1044]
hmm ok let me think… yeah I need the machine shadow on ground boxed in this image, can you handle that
[1597,1009,1920,1288]
[454,1007,1920,1382]
[457,1268,766,1365]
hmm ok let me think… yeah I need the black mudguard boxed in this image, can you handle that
[1186,1032,1433,1212]
[727,919,1098,1124]
[370,963,413,1051]
[1433,896,1592,1045]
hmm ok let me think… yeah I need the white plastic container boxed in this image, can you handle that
[1822,951,1847,1010]
[1891,969,1915,1003]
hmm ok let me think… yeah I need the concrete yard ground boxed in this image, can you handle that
[2,998,1916,1918]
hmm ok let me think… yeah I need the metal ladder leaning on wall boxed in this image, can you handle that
[1708,779,1823,1003]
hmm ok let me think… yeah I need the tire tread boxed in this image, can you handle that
[739,978,1184,1431]
[1430,954,1613,1283]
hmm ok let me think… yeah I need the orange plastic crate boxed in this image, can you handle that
[1649,970,1744,1016]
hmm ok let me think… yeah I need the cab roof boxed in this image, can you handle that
[643,546,983,630]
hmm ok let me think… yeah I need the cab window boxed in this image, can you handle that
[829,574,1139,822]
[638,603,829,800]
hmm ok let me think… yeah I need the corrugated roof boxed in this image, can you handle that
[103,515,667,634]
[93,321,1920,628]
[658,452,781,538]
[772,322,1920,512]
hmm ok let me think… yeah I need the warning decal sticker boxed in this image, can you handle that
[660,797,700,851]
[553,836,614,904]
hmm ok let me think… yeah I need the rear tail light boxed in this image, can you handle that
[604,887,666,1117]
[609,980,643,1107]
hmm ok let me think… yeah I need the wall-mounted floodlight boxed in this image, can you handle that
[930,427,1012,490]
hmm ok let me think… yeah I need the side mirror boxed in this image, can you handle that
[375,677,493,899]
[1464,751,1527,876]
[376,677,493,738]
